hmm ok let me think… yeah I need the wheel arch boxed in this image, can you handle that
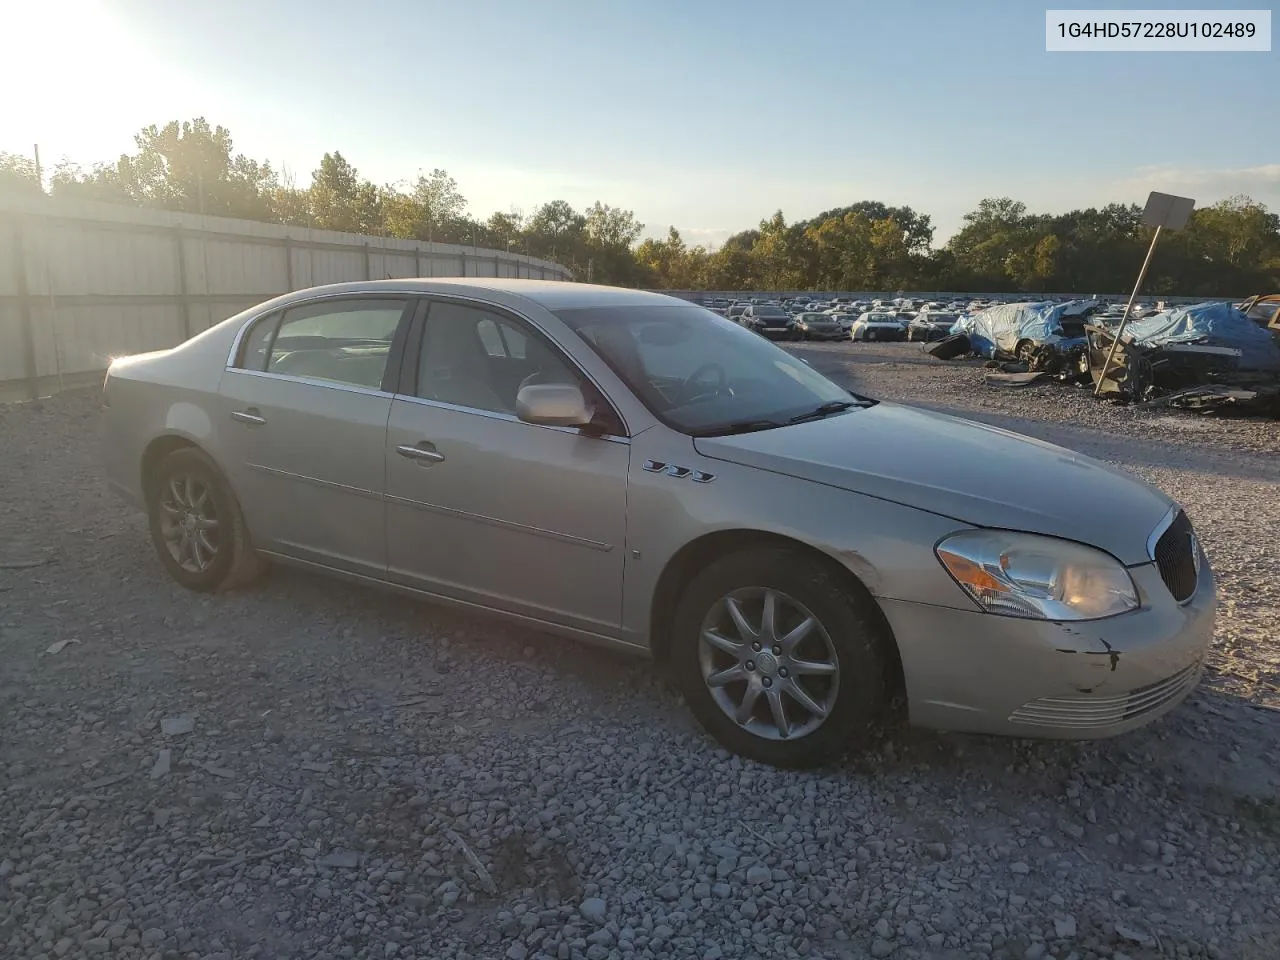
[648,529,905,702]
[140,433,234,504]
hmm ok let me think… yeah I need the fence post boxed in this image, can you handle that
[363,242,372,280]
[459,251,466,276]
[284,234,295,291]
[414,246,423,279]
[493,254,500,278]
[12,220,39,400]
[174,227,194,339]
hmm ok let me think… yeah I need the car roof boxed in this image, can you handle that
[262,278,686,314]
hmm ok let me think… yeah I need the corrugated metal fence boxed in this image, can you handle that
[0,197,573,401]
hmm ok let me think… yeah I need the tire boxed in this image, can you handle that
[793,331,804,342]
[671,548,890,768]
[146,447,267,592]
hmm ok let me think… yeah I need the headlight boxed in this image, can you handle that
[936,530,1138,621]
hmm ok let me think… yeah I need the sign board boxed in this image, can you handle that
[1141,191,1195,230]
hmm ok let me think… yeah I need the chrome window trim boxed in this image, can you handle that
[1145,504,1181,562]
[225,286,635,438]
[223,367,395,399]
[392,393,630,445]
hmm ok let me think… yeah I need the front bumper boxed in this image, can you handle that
[879,559,1216,739]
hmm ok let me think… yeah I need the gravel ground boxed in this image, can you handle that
[2,347,1278,960]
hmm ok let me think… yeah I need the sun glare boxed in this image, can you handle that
[0,0,186,164]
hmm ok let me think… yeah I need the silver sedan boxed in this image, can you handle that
[102,280,1214,768]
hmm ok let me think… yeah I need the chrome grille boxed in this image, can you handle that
[1009,660,1202,729]
[1154,510,1198,602]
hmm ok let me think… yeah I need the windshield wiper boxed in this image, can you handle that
[689,419,784,437]
[787,400,859,424]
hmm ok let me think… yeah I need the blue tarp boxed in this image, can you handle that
[950,300,1098,358]
[1123,301,1280,372]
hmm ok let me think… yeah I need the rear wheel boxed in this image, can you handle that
[147,447,266,592]
[672,549,890,768]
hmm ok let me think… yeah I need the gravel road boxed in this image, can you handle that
[2,344,1277,960]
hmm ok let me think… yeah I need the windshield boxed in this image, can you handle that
[556,304,856,434]
[755,306,788,319]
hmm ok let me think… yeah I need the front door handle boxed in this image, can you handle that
[396,443,446,464]
[232,409,266,425]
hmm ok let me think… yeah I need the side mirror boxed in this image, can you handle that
[516,382,592,428]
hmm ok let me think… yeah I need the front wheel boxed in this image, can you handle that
[672,549,890,768]
[147,447,266,592]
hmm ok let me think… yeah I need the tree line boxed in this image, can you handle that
[2,118,1277,295]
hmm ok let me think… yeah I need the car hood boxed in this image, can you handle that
[693,403,1172,565]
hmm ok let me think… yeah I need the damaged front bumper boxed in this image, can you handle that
[879,561,1216,739]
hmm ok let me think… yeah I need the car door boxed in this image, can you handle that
[217,295,413,576]
[384,297,630,635]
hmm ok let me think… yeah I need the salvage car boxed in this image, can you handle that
[1239,294,1280,331]
[849,311,907,342]
[793,312,846,341]
[906,310,959,342]
[739,304,800,340]
[102,280,1214,768]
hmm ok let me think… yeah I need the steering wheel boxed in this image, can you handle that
[678,362,728,404]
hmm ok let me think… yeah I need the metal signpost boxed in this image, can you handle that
[1094,191,1195,396]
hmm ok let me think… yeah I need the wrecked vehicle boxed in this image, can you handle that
[948,300,1101,380]
[906,309,960,342]
[1238,293,1280,332]
[1087,300,1280,414]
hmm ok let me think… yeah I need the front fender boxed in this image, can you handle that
[620,430,976,647]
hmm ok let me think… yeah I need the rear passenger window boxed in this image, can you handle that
[266,299,408,390]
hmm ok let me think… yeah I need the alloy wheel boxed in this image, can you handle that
[698,587,840,741]
[157,474,220,573]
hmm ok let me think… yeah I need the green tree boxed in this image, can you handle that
[383,169,468,242]
[0,152,42,198]
[93,118,278,219]
[49,161,131,204]
[308,151,382,234]
[582,202,644,283]
[527,200,586,245]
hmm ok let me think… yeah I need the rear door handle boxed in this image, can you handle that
[396,443,446,464]
[232,409,266,425]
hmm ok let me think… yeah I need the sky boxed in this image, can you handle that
[1,0,1276,248]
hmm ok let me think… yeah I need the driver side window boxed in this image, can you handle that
[417,302,614,427]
